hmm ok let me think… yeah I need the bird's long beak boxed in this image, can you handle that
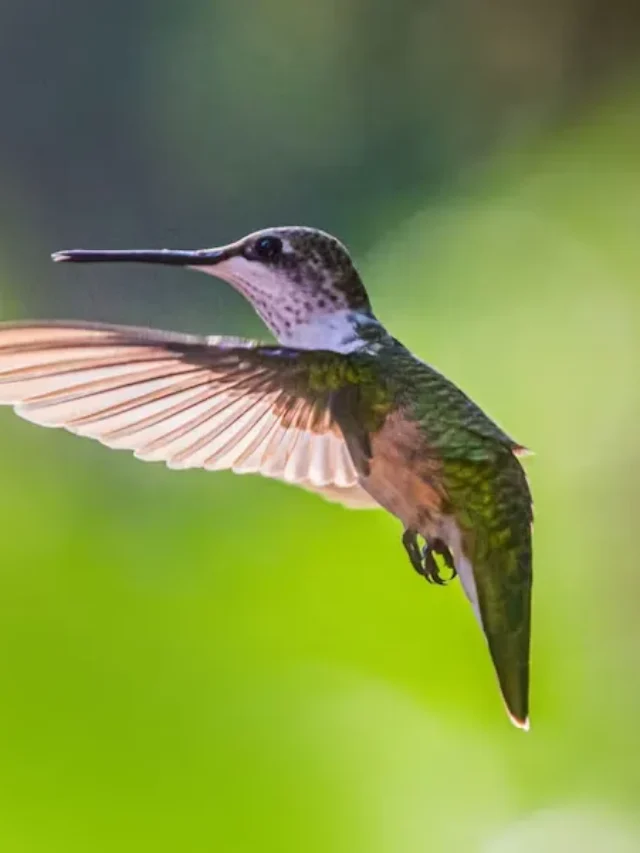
[51,245,238,267]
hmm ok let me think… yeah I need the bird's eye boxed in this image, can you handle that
[253,235,283,261]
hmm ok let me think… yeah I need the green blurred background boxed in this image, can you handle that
[0,1,639,850]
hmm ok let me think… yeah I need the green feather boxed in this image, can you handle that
[443,450,533,727]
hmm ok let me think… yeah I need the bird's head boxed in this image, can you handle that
[53,226,376,350]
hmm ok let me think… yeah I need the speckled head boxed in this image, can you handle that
[53,226,376,350]
[191,227,374,343]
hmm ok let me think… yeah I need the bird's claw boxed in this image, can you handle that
[422,545,447,585]
[402,529,424,575]
[402,529,457,585]
[429,538,457,583]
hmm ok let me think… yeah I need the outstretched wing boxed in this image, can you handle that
[443,450,533,729]
[0,321,379,509]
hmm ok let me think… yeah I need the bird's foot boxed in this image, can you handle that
[402,530,457,586]
[402,529,424,575]
[421,545,446,585]
[431,538,457,581]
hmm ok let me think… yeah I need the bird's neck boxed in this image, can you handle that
[277,309,384,353]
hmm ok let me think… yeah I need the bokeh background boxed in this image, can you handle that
[0,1,639,850]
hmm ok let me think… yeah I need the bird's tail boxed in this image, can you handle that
[442,453,533,729]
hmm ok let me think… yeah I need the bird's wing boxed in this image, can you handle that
[442,450,533,729]
[0,321,379,509]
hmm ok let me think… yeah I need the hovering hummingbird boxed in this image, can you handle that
[0,226,532,728]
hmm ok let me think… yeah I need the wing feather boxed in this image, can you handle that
[0,321,379,510]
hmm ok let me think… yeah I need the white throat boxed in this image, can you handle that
[192,258,379,354]
[278,310,372,353]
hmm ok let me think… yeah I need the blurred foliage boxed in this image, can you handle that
[0,1,639,851]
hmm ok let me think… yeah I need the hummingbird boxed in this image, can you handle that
[0,226,532,728]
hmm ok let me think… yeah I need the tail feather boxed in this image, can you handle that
[442,451,533,729]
